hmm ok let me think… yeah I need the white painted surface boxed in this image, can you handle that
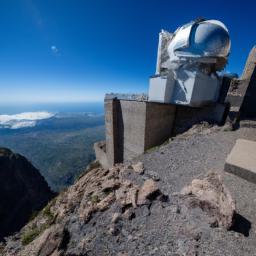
[149,70,220,107]
[168,19,231,61]
[148,76,175,103]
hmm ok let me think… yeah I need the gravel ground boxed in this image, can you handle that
[132,120,256,255]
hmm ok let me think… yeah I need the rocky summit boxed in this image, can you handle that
[1,162,236,255]
[0,148,54,242]
[1,121,256,256]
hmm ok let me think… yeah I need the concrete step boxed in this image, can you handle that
[224,139,256,184]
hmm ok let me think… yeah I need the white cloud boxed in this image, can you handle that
[10,121,37,129]
[0,112,55,129]
[51,45,60,56]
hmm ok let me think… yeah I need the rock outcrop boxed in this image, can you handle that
[1,161,238,256]
[0,148,54,241]
[181,172,236,229]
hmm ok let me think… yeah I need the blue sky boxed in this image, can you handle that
[0,0,255,103]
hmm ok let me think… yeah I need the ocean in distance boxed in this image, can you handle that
[0,102,104,115]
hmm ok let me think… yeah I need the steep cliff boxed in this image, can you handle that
[0,148,54,241]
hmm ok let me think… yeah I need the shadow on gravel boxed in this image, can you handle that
[230,213,251,237]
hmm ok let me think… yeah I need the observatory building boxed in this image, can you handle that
[94,18,256,169]
[149,18,231,106]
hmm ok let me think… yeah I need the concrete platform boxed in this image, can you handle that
[225,139,256,184]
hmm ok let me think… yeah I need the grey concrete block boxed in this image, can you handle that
[148,76,174,103]
[224,139,256,184]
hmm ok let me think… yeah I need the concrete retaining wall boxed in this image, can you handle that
[145,102,176,149]
[117,100,147,161]
[105,99,176,165]
[174,103,228,134]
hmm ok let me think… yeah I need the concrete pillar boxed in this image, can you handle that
[105,98,120,166]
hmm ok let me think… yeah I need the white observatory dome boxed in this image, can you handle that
[168,19,231,62]
[149,18,232,107]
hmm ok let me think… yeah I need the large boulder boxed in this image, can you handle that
[181,172,235,229]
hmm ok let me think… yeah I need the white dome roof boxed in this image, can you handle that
[168,19,231,61]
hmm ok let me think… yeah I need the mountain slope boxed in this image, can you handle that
[0,148,54,241]
[0,113,105,191]
[2,122,256,255]
[0,161,237,255]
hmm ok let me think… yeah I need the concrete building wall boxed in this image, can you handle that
[104,99,176,165]
[173,103,227,135]
[117,100,147,161]
[145,102,176,149]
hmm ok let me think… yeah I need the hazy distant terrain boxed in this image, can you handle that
[0,112,105,191]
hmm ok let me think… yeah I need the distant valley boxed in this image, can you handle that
[0,111,105,191]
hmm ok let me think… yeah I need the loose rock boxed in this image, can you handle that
[137,179,160,205]
[181,172,235,229]
[132,162,144,175]
[147,170,160,181]
[112,213,121,224]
